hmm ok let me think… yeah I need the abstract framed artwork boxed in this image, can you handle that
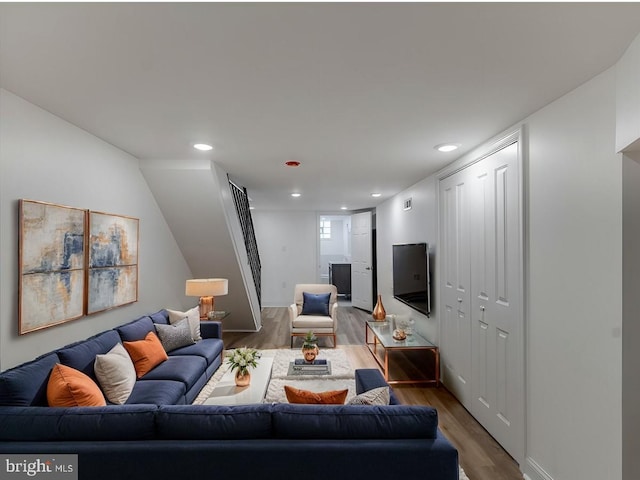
[87,211,139,314]
[19,200,87,334]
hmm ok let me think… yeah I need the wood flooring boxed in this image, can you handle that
[222,304,524,480]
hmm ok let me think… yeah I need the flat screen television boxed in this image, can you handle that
[392,243,430,316]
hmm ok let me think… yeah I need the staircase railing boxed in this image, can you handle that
[228,177,261,308]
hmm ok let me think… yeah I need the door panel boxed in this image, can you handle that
[469,142,522,460]
[351,211,373,311]
[439,174,471,405]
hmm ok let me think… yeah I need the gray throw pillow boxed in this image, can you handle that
[346,386,390,406]
[166,306,202,341]
[154,318,195,352]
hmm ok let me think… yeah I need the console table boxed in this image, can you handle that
[365,321,440,386]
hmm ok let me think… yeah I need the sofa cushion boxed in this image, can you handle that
[301,292,331,316]
[154,319,195,352]
[149,309,170,325]
[272,404,439,439]
[116,316,155,342]
[124,332,169,378]
[125,380,186,405]
[199,321,222,339]
[0,352,60,406]
[168,338,223,366]
[94,343,136,404]
[0,405,157,441]
[166,306,202,341]
[47,364,107,407]
[56,330,121,380]
[138,356,206,389]
[156,404,273,439]
[284,385,348,405]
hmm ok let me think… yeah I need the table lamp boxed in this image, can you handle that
[185,278,228,320]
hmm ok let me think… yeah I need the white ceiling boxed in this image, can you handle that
[2,3,640,211]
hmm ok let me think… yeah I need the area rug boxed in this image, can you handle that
[193,348,355,405]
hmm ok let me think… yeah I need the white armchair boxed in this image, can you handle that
[289,284,338,348]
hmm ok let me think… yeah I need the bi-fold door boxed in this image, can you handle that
[439,137,524,463]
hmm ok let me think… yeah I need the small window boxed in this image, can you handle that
[320,220,331,240]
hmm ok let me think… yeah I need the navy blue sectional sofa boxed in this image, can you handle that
[0,311,459,480]
[0,310,224,407]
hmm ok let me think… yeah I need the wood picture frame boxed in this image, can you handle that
[87,211,139,314]
[19,199,87,334]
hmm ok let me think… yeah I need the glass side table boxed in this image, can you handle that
[365,320,440,386]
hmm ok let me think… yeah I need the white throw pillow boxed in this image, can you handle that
[166,306,202,341]
[346,386,390,406]
[94,343,136,405]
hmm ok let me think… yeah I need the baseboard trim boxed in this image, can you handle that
[523,457,554,480]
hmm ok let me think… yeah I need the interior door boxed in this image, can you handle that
[351,211,373,311]
[439,172,472,406]
[468,142,524,462]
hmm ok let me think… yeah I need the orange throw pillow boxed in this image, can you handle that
[123,332,168,378]
[47,364,107,407]
[284,385,348,405]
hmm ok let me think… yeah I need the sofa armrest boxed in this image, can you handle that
[288,304,298,326]
[200,321,222,339]
[355,369,400,405]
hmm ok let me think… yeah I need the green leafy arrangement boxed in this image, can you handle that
[226,347,261,375]
[302,331,318,350]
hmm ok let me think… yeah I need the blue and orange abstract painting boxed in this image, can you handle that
[19,200,86,334]
[88,212,139,314]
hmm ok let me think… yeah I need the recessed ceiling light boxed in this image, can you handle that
[291,193,301,197]
[249,206,255,210]
[193,143,213,151]
[434,143,460,152]
[341,206,348,210]
[371,193,382,198]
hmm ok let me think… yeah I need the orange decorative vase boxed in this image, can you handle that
[302,346,319,363]
[234,370,251,387]
[372,295,386,321]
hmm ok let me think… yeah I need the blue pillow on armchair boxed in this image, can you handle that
[301,292,331,316]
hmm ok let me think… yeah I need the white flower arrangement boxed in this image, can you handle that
[226,347,261,375]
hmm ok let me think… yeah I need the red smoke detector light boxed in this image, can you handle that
[285,160,301,167]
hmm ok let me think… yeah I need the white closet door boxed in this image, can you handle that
[468,142,524,462]
[439,172,472,406]
[439,138,524,463]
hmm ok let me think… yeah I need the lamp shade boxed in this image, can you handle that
[185,278,228,297]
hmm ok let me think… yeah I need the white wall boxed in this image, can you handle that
[616,33,640,152]
[252,210,317,306]
[376,67,623,480]
[618,35,640,480]
[622,154,640,480]
[0,89,193,370]
[375,176,438,343]
[523,68,622,480]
